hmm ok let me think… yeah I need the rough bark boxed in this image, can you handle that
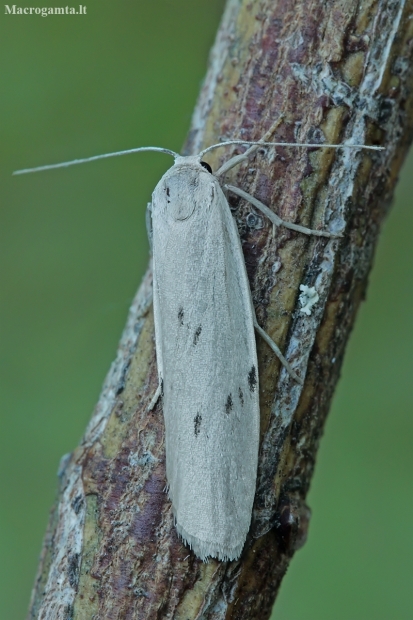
[28,1,413,619]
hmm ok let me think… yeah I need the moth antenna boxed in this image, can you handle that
[13,146,179,175]
[199,140,384,157]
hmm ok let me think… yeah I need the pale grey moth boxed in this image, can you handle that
[150,154,261,561]
[14,123,383,562]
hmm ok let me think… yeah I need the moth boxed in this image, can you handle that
[14,122,382,561]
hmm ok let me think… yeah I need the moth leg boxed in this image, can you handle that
[215,117,284,177]
[253,319,303,385]
[225,185,342,238]
[148,381,162,411]
[146,201,153,253]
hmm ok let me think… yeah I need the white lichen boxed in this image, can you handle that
[299,285,319,316]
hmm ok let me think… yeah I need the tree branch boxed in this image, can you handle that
[28,1,413,618]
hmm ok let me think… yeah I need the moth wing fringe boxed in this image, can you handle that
[171,504,245,562]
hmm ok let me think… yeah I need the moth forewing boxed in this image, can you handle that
[151,157,260,561]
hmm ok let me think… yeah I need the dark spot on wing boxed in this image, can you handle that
[166,186,170,203]
[178,306,184,326]
[194,412,202,437]
[239,387,244,406]
[248,366,257,392]
[193,325,202,345]
[225,394,233,414]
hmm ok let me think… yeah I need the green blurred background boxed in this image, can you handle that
[0,2,411,618]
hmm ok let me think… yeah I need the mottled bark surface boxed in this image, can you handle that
[28,1,413,619]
